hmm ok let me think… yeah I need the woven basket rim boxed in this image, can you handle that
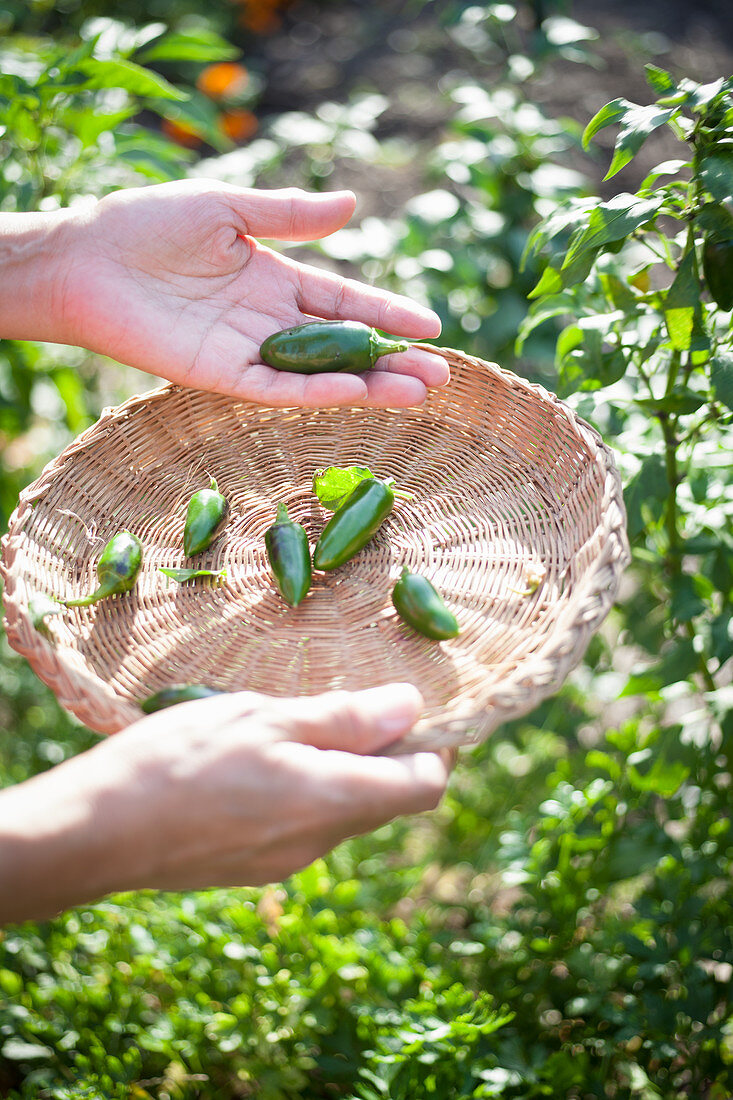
[1,347,630,749]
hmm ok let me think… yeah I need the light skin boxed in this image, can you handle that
[0,182,452,924]
[0,179,448,406]
[0,686,449,925]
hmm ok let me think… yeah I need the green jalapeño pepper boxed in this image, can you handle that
[313,477,394,571]
[184,477,229,557]
[63,531,143,608]
[141,684,223,713]
[391,567,460,641]
[702,236,733,312]
[260,320,409,374]
[265,502,311,607]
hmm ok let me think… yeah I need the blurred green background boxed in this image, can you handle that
[1,2,732,1097]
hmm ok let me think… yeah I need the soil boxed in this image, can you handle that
[240,0,733,210]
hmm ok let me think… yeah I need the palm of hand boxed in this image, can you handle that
[65,181,446,407]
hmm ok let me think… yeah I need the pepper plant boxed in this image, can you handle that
[519,66,733,699]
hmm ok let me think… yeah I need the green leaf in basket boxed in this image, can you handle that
[159,567,227,583]
[312,466,375,510]
[29,595,64,639]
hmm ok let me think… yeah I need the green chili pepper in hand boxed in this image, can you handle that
[392,567,460,640]
[313,477,394,571]
[184,477,229,557]
[141,684,223,713]
[265,502,311,607]
[62,531,143,608]
[260,321,410,374]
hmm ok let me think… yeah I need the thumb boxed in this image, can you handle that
[224,185,357,241]
[272,683,424,755]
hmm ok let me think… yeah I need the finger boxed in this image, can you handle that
[223,360,430,410]
[300,745,450,826]
[295,266,442,339]
[361,370,428,407]
[374,348,450,388]
[229,362,371,407]
[223,186,357,242]
[439,747,459,773]
[270,683,425,755]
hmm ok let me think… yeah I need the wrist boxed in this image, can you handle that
[0,206,88,345]
[0,736,146,923]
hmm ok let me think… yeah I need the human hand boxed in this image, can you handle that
[58,180,447,407]
[0,684,450,920]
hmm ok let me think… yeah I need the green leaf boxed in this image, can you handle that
[57,105,137,148]
[114,130,193,181]
[556,323,584,361]
[582,96,677,177]
[521,197,596,268]
[75,57,187,102]
[644,64,677,96]
[561,194,661,282]
[149,91,230,151]
[621,638,698,694]
[624,454,668,539]
[658,76,726,110]
[50,367,90,432]
[137,29,240,64]
[603,103,677,180]
[312,466,374,510]
[634,388,707,416]
[582,97,629,149]
[628,754,689,798]
[670,573,708,622]
[558,341,626,396]
[599,272,638,310]
[710,349,733,410]
[515,294,574,352]
[527,264,563,299]
[699,148,733,203]
[159,567,227,583]
[640,158,690,191]
[663,248,701,352]
[710,610,733,663]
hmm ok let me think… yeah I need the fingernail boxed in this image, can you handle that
[357,683,423,738]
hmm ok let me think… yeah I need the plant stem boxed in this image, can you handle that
[660,410,680,572]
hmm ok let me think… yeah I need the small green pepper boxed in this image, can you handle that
[63,531,143,608]
[265,502,311,607]
[184,477,229,557]
[141,684,223,713]
[702,236,733,312]
[391,567,460,641]
[313,477,394,572]
[260,320,409,374]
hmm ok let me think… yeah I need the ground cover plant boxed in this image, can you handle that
[1,3,732,1098]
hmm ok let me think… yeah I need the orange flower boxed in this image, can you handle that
[161,118,203,148]
[196,62,249,101]
[218,108,259,143]
[237,0,291,34]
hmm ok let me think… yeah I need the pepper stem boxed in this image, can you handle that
[275,501,290,524]
[369,330,410,366]
[62,580,118,608]
[382,476,415,502]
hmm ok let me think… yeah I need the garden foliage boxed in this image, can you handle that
[1,4,732,1098]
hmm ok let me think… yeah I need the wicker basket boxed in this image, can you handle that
[1,348,629,750]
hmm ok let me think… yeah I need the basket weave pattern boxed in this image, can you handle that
[1,349,630,749]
